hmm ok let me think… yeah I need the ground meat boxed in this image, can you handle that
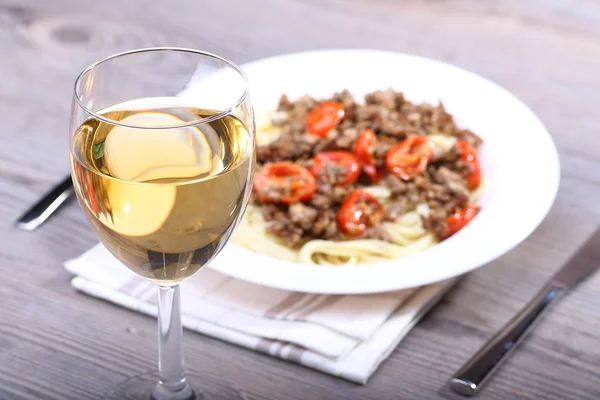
[455,128,483,148]
[277,94,292,110]
[312,135,334,154]
[363,226,394,242]
[429,103,456,135]
[417,169,469,209]
[312,210,338,238]
[365,88,397,109]
[264,211,304,247]
[437,142,462,163]
[372,136,397,167]
[324,221,339,238]
[310,193,333,210]
[288,203,319,230]
[384,196,409,221]
[254,89,483,247]
[379,115,410,138]
[260,204,284,220]
[256,132,319,162]
[422,209,450,239]
[310,174,356,208]
[315,161,348,186]
[454,159,474,179]
[433,166,462,186]
[334,126,359,150]
[404,181,421,204]
[255,183,284,203]
[332,89,357,109]
[354,104,382,125]
[384,174,407,195]
[285,94,318,116]
[433,166,470,205]
[296,158,314,169]
[382,165,470,238]
[403,166,471,239]
[333,185,354,203]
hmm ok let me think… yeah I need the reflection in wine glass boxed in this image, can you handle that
[69,48,255,399]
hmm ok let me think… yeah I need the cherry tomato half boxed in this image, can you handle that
[254,162,316,205]
[337,190,384,237]
[310,151,361,186]
[363,164,385,183]
[306,101,345,138]
[446,204,478,237]
[456,140,482,189]
[385,134,433,180]
[354,129,384,183]
[354,129,377,166]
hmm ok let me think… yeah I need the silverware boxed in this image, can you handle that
[449,227,600,396]
[16,175,74,231]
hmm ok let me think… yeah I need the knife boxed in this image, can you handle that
[449,227,600,396]
[16,175,74,231]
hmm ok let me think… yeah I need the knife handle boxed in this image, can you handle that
[16,176,74,231]
[449,283,563,396]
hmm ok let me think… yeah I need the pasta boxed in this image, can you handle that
[233,179,482,265]
[233,89,485,266]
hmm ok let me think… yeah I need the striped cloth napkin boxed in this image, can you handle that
[65,244,455,384]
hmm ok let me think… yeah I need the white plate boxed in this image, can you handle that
[209,49,560,294]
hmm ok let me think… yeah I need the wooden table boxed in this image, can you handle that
[2,0,600,399]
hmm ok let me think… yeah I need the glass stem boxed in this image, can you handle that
[152,285,194,400]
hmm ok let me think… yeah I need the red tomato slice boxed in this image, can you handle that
[363,164,385,183]
[254,162,316,204]
[310,151,361,186]
[385,134,433,180]
[354,129,384,183]
[456,140,482,189]
[354,129,377,166]
[446,204,478,237]
[306,101,345,138]
[337,190,384,237]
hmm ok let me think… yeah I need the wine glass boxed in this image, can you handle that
[69,48,255,399]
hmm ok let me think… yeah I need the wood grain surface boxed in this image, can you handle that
[1,0,600,399]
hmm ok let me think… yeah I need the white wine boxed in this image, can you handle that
[71,99,254,285]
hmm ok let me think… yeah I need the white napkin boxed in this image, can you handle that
[65,244,455,384]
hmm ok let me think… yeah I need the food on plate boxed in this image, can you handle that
[234,89,484,264]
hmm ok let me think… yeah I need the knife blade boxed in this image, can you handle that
[551,230,600,288]
[16,175,74,231]
[449,227,600,396]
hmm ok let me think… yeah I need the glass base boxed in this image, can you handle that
[102,371,247,400]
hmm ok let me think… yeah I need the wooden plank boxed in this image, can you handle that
[1,0,600,399]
